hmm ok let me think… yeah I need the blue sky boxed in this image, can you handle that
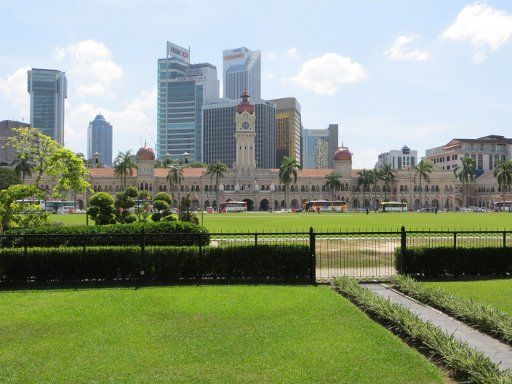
[1,0,511,168]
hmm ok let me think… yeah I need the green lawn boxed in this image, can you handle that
[0,286,444,383]
[424,279,512,316]
[50,211,512,232]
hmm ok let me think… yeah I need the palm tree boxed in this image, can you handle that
[278,156,302,209]
[370,168,381,210]
[413,160,433,209]
[167,164,184,210]
[357,169,372,208]
[205,162,228,212]
[324,172,342,211]
[379,162,397,202]
[114,151,138,189]
[453,156,476,208]
[12,154,33,183]
[493,159,512,211]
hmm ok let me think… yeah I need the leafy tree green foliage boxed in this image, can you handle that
[134,190,152,222]
[413,160,433,209]
[113,151,137,189]
[11,154,33,183]
[324,172,342,209]
[179,194,199,224]
[114,188,136,224]
[278,157,302,208]
[87,192,116,225]
[494,159,512,210]
[0,167,21,190]
[7,127,89,196]
[0,184,48,230]
[153,192,173,205]
[205,162,227,211]
[151,192,174,222]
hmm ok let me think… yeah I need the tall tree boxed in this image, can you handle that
[324,172,342,211]
[0,184,47,231]
[378,162,397,201]
[205,162,228,211]
[278,156,302,209]
[357,169,372,208]
[114,150,138,189]
[493,159,512,211]
[369,168,381,210]
[7,128,89,196]
[12,154,33,183]
[167,164,184,209]
[453,156,476,208]
[0,167,21,190]
[413,160,433,210]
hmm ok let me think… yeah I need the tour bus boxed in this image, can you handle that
[304,200,347,212]
[43,200,76,213]
[219,201,247,213]
[490,201,512,211]
[379,201,408,212]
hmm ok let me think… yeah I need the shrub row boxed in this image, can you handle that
[0,244,310,284]
[392,275,512,345]
[0,221,210,247]
[333,277,511,384]
[396,247,512,277]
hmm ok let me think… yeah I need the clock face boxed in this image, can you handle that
[242,122,249,130]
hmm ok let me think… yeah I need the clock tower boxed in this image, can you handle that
[234,91,256,175]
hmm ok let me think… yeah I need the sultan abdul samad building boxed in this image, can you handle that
[54,92,506,212]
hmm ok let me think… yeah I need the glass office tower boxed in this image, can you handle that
[27,68,67,144]
[87,114,113,166]
[223,47,261,100]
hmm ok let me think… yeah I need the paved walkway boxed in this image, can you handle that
[363,283,512,371]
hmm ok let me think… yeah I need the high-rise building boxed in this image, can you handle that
[203,95,275,168]
[0,120,30,166]
[270,97,302,166]
[376,146,417,170]
[87,114,113,167]
[157,41,219,161]
[27,68,67,145]
[223,47,261,100]
[302,124,339,169]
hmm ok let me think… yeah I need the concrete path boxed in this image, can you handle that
[363,283,512,371]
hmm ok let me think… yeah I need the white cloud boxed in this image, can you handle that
[0,66,30,121]
[286,47,300,59]
[55,39,123,97]
[263,70,276,80]
[441,2,512,61]
[264,51,278,60]
[284,53,366,95]
[386,34,430,61]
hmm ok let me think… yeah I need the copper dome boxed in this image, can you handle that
[333,147,352,161]
[236,90,254,114]
[137,145,155,161]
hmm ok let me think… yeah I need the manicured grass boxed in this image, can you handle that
[424,279,512,316]
[50,211,512,231]
[0,286,444,383]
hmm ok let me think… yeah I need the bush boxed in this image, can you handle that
[0,244,310,284]
[0,221,210,248]
[396,247,512,277]
[151,212,163,222]
[87,192,116,225]
[392,275,512,344]
[333,277,511,384]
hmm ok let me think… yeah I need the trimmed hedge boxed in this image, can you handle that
[0,244,310,284]
[396,247,512,277]
[333,277,511,384]
[0,221,210,247]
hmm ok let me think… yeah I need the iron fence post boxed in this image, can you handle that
[400,226,407,274]
[254,234,258,246]
[23,234,27,259]
[503,231,507,248]
[140,228,146,282]
[453,232,457,250]
[309,227,316,284]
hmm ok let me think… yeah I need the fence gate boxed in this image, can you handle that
[314,230,401,281]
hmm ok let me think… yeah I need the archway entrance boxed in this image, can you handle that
[291,199,299,209]
[259,199,270,211]
[77,199,84,210]
[243,198,254,211]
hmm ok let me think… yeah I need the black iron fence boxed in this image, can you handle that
[0,227,511,283]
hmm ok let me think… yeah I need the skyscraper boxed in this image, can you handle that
[270,97,302,166]
[223,47,261,100]
[302,124,339,169]
[27,68,67,145]
[157,42,219,161]
[87,114,113,167]
[203,96,275,168]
